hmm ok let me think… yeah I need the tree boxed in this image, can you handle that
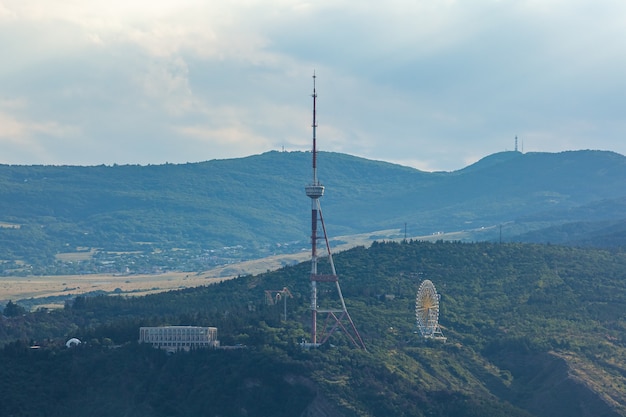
[2,300,26,317]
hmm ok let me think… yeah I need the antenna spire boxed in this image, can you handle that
[312,71,318,184]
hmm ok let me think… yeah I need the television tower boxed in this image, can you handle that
[304,73,366,349]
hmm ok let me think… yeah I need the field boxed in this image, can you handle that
[0,229,470,309]
[0,251,312,309]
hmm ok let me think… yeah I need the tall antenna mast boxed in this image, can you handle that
[312,72,319,185]
[304,73,365,349]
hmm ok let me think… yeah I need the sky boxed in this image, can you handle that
[1,0,625,172]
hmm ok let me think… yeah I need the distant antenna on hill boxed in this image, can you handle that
[515,135,518,152]
[265,287,293,321]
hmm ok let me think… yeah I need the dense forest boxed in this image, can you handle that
[1,150,625,275]
[2,240,626,416]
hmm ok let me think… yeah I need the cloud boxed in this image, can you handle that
[139,57,195,116]
[1,0,277,61]
[177,125,272,150]
[0,107,81,164]
[0,99,79,139]
[0,112,27,139]
[1,1,625,170]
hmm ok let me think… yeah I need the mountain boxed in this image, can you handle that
[0,150,625,274]
[514,197,626,246]
[2,240,626,417]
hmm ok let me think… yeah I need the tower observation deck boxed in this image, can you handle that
[304,73,365,350]
[305,184,324,199]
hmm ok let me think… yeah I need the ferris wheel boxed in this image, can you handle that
[415,279,446,340]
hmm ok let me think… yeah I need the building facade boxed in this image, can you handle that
[139,326,219,352]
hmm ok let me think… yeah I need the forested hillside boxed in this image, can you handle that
[2,240,626,417]
[1,149,625,275]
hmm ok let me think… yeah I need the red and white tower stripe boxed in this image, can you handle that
[304,73,365,349]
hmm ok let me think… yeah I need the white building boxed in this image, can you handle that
[139,326,219,352]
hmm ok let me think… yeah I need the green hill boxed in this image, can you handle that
[1,150,625,275]
[2,240,626,416]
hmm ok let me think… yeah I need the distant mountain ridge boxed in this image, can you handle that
[0,149,624,272]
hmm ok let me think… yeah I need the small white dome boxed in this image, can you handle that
[65,338,81,348]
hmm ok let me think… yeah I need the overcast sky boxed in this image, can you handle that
[1,1,625,171]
